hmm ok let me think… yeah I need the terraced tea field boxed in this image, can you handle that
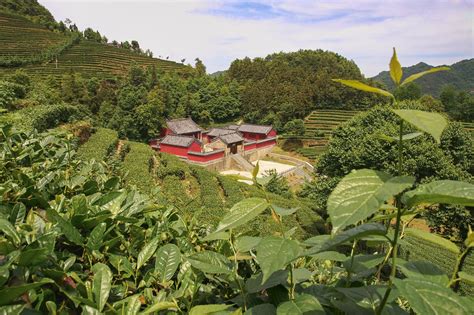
[0,12,70,60]
[0,11,188,79]
[283,109,360,161]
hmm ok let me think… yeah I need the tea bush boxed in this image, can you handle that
[76,127,118,161]
[121,141,155,193]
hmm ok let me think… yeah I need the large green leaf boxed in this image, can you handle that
[328,169,414,234]
[46,208,84,245]
[399,261,449,286]
[276,294,325,314]
[125,295,141,315]
[394,278,471,315]
[86,222,106,251]
[235,236,262,252]
[404,228,459,254]
[256,236,300,282]
[400,66,450,86]
[392,110,447,143]
[136,237,160,271]
[187,251,232,274]
[189,304,232,315]
[155,244,181,282]
[402,180,474,208]
[305,223,387,256]
[389,47,403,86]
[332,79,394,98]
[0,278,54,306]
[213,198,269,233]
[246,270,288,294]
[92,263,112,312]
[0,218,20,246]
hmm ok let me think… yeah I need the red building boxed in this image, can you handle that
[237,124,277,140]
[159,135,202,157]
[152,118,277,163]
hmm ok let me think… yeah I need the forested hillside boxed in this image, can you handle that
[227,50,385,127]
[373,59,474,96]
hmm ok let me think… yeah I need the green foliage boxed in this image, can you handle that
[283,118,305,136]
[76,128,118,161]
[393,82,421,101]
[227,50,383,126]
[0,81,16,109]
[264,169,292,199]
[440,85,474,122]
[0,103,86,131]
[121,141,155,193]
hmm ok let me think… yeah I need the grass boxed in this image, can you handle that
[77,128,118,161]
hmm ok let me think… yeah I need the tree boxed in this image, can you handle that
[419,94,444,112]
[195,58,206,76]
[283,119,305,136]
[127,63,146,87]
[393,82,421,101]
[131,40,140,52]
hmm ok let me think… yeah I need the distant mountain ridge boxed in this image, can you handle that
[371,59,474,96]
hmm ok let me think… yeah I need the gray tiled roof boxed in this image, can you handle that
[160,135,199,147]
[166,118,202,134]
[238,124,273,134]
[219,133,244,144]
[207,128,236,137]
[226,124,240,130]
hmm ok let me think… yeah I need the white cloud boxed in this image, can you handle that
[40,0,473,76]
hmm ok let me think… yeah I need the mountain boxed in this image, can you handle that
[372,59,474,96]
[0,4,188,80]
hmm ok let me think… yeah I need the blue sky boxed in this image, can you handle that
[41,0,473,76]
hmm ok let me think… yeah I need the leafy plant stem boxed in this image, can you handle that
[377,118,405,314]
[448,247,470,288]
[346,239,358,286]
[229,230,247,310]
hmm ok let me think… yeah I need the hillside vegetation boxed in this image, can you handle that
[0,11,188,79]
[280,109,359,161]
[373,59,474,96]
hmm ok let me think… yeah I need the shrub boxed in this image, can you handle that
[122,141,155,193]
[77,128,118,161]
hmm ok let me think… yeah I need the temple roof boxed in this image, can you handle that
[238,124,273,134]
[161,135,200,147]
[218,133,244,144]
[207,128,237,137]
[166,118,202,135]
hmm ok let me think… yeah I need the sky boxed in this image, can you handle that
[40,0,473,76]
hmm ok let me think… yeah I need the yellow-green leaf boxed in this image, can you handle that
[393,110,447,143]
[189,304,232,315]
[401,66,450,86]
[389,47,403,86]
[332,79,394,98]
